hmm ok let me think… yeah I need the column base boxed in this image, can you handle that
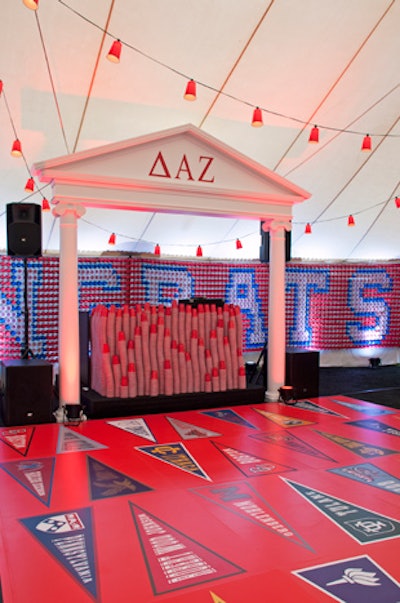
[264,389,280,402]
[53,404,87,424]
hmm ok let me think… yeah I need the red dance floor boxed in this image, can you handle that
[1,395,400,602]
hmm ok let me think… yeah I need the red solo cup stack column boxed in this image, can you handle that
[171,340,180,394]
[127,362,137,397]
[140,312,151,395]
[112,355,121,398]
[156,315,165,394]
[134,326,144,396]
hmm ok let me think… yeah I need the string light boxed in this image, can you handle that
[23,0,38,9]
[305,223,312,234]
[107,39,122,63]
[183,79,196,101]
[347,215,355,227]
[154,243,161,255]
[0,80,3,96]
[11,139,22,157]
[24,177,34,193]
[42,198,50,211]
[308,125,319,143]
[108,233,116,245]
[361,134,372,151]
[395,197,400,209]
[196,245,203,257]
[251,107,263,127]
[236,238,243,249]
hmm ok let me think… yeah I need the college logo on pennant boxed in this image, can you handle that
[20,507,98,599]
[57,426,108,454]
[253,408,314,428]
[211,441,295,477]
[329,462,400,495]
[191,480,312,551]
[315,430,397,459]
[166,416,221,440]
[330,398,394,416]
[210,591,227,603]
[293,555,400,602]
[0,426,35,456]
[293,399,346,417]
[107,418,157,442]
[0,457,55,506]
[250,431,337,463]
[136,442,211,481]
[87,456,152,500]
[346,419,400,438]
[283,478,400,544]
[201,409,258,430]
[129,502,244,595]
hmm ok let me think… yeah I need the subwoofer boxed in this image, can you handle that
[6,202,42,257]
[0,360,53,425]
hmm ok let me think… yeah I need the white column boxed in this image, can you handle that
[263,219,291,401]
[53,203,86,421]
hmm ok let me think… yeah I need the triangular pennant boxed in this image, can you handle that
[20,507,98,598]
[330,398,394,416]
[211,441,296,477]
[253,408,314,428]
[107,418,157,442]
[250,431,337,463]
[0,457,55,506]
[315,430,397,459]
[57,426,108,453]
[346,419,400,438]
[210,591,227,603]
[192,480,312,550]
[284,478,400,544]
[166,417,221,440]
[294,555,400,602]
[0,426,35,456]
[201,409,258,430]
[129,502,244,594]
[329,462,400,496]
[87,456,152,500]
[136,442,211,481]
[292,400,346,417]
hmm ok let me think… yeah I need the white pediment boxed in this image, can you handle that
[34,124,310,221]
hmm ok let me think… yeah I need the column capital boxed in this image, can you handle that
[261,218,292,233]
[52,202,86,220]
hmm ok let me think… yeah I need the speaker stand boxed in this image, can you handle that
[21,258,35,360]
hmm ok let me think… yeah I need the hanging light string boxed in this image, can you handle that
[34,11,71,154]
[56,0,400,140]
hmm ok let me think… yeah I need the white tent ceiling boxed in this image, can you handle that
[1,0,399,260]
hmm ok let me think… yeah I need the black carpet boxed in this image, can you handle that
[319,365,400,409]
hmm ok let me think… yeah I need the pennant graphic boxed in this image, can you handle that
[201,409,258,430]
[107,418,156,442]
[0,426,35,456]
[250,431,337,463]
[211,441,295,477]
[330,398,394,416]
[329,462,400,496]
[293,400,346,417]
[0,457,55,506]
[166,417,221,440]
[136,442,211,481]
[346,419,400,438]
[284,478,400,544]
[192,480,312,550]
[57,426,108,454]
[129,502,244,594]
[210,591,227,603]
[20,507,98,599]
[253,408,314,428]
[87,456,152,500]
[315,430,397,459]
[294,555,400,603]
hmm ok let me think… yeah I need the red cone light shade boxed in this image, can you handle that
[251,107,263,127]
[309,125,319,143]
[23,0,38,9]
[107,40,122,63]
[42,198,50,211]
[184,79,196,101]
[196,245,203,257]
[11,139,22,157]
[25,177,34,193]
[361,134,372,151]
[395,197,400,209]
[108,233,116,245]
[236,238,243,249]
[347,215,355,227]
[154,244,161,256]
[305,222,312,234]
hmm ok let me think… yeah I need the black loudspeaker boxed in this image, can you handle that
[260,223,291,262]
[79,311,91,388]
[6,202,42,257]
[0,360,53,426]
[285,350,320,398]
